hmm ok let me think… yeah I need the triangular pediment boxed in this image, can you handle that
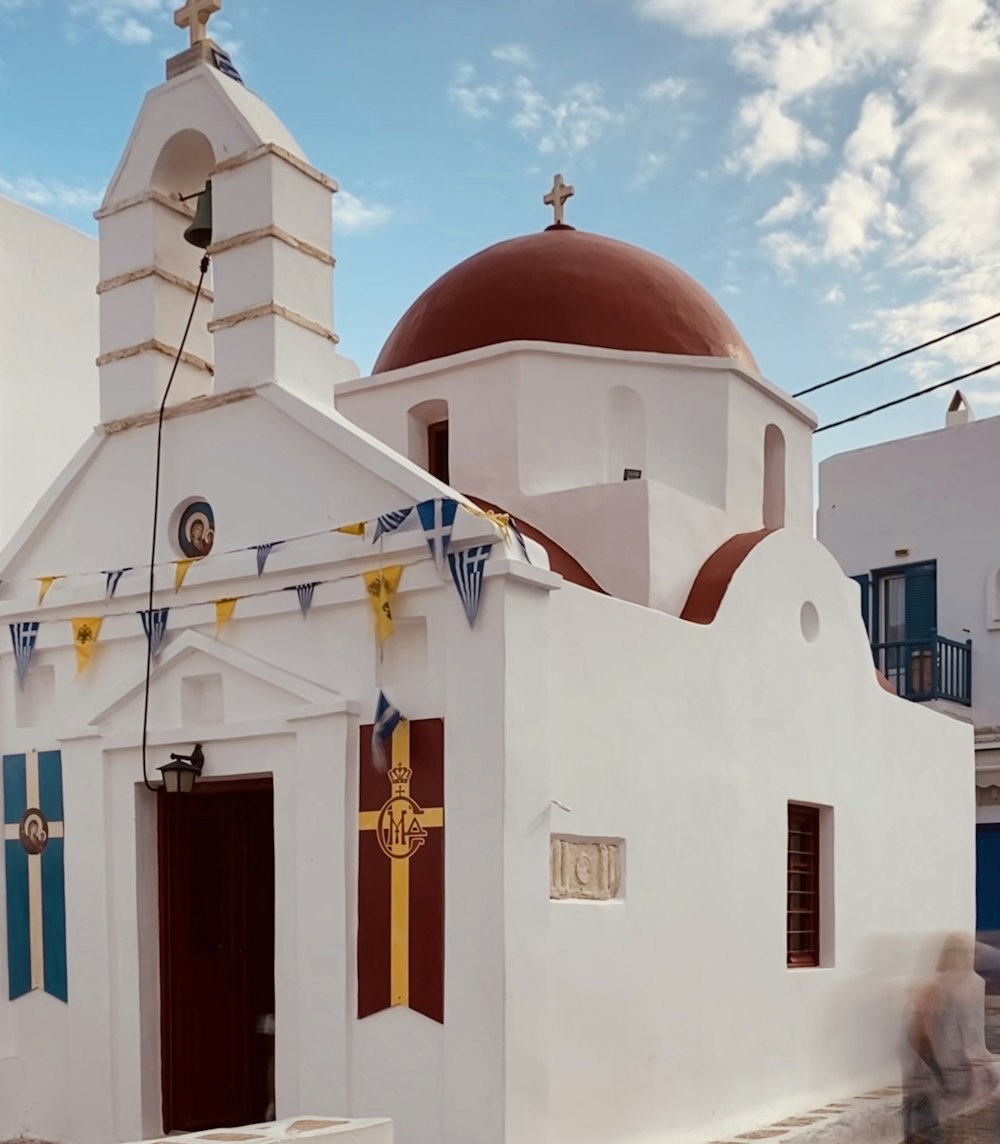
[76,629,351,732]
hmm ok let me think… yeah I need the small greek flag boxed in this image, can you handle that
[254,542,282,578]
[372,690,402,772]
[286,582,319,617]
[10,622,39,687]
[104,568,132,599]
[373,507,413,542]
[417,499,458,573]
[448,544,493,629]
[139,608,170,659]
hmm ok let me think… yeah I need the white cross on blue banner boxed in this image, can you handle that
[3,750,67,1002]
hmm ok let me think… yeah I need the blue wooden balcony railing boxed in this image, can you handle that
[871,632,972,706]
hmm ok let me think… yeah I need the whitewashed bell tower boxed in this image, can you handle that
[95,0,358,425]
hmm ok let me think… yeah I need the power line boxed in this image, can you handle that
[794,308,1000,399]
[814,359,1000,434]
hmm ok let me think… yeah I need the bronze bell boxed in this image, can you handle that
[183,180,213,249]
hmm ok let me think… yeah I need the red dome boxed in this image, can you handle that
[373,226,757,374]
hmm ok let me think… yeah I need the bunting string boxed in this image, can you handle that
[0,500,519,596]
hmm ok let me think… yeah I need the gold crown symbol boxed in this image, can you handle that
[387,765,411,786]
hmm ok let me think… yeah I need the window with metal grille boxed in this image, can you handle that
[787,804,820,967]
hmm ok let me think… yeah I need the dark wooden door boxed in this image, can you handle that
[159,781,275,1133]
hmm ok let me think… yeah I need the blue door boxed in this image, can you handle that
[976,824,1000,932]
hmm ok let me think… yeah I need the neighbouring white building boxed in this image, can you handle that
[0,6,976,1144]
[818,392,1000,939]
[0,195,99,541]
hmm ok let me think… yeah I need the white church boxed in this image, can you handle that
[0,4,976,1144]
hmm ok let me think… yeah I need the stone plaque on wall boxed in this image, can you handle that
[550,835,623,901]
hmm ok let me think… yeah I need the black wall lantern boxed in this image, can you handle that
[158,744,205,794]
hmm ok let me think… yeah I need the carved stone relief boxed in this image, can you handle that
[550,835,623,901]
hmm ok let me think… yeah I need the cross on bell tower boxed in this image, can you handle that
[174,0,221,46]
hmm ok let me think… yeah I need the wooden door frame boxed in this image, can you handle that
[157,776,275,1133]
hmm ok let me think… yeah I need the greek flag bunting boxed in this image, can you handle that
[4,750,68,1002]
[10,623,39,687]
[287,582,319,617]
[448,544,493,629]
[371,690,402,772]
[254,542,282,578]
[373,507,413,542]
[417,499,458,573]
[140,608,170,659]
[104,568,132,599]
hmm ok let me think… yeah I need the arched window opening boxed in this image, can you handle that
[408,399,450,484]
[606,386,646,482]
[763,423,786,529]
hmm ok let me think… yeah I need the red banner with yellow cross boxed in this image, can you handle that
[358,718,444,1023]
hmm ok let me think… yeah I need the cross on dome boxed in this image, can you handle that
[174,0,221,46]
[543,174,575,227]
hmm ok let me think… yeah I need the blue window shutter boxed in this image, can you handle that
[851,574,870,634]
[904,563,937,642]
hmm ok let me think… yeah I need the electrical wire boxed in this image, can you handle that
[793,309,1000,399]
[814,359,1000,434]
[140,254,210,792]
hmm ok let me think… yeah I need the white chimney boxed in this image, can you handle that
[946,389,975,429]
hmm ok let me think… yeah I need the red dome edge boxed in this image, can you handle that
[373,228,757,375]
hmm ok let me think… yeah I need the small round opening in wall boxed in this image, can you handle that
[173,498,215,558]
[800,601,820,643]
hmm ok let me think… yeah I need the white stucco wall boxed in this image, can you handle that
[337,343,817,616]
[818,413,1000,730]
[0,196,98,542]
[539,528,973,1144]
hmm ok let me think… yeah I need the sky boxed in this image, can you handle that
[1,0,999,469]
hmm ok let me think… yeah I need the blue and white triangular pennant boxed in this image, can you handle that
[372,690,403,772]
[373,507,413,542]
[509,518,531,564]
[10,622,39,687]
[417,498,458,573]
[448,544,493,629]
[139,608,170,659]
[254,542,282,577]
[104,567,132,599]
[286,582,319,617]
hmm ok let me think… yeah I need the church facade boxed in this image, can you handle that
[0,8,975,1144]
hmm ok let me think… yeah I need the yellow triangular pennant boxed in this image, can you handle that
[336,522,366,536]
[174,558,197,592]
[71,617,103,675]
[37,576,63,605]
[215,598,237,632]
[363,565,403,646]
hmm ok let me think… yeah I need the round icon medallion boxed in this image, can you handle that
[19,807,49,855]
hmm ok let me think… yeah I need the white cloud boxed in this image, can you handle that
[635,0,800,37]
[643,76,688,100]
[510,75,622,155]
[492,43,532,67]
[634,0,1000,390]
[630,152,668,189]
[758,182,809,226]
[0,174,102,212]
[69,0,167,44]
[729,91,827,174]
[333,189,392,234]
[822,284,845,304]
[448,63,502,119]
